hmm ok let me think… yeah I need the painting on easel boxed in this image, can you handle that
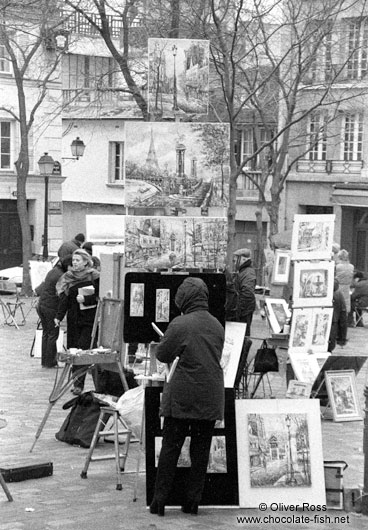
[148,38,210,118]
[124,122,230,211]
[124,215,227,270]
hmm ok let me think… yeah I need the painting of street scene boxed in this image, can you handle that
[124,122,230,210]
[248,413,311,488]
[148,38,209,117]
[124,215,227,270]
[293,261,334,307]
[291,214,335,260]
[155,435,227,473]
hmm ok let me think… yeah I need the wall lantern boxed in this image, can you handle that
[63,137,86,161]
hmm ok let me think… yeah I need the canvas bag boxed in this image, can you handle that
[253,339,279,373]
[55,391,102,448]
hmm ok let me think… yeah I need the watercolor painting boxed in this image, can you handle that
[124,215,227,270]
[130,283,144,317]
[124,122,230,210]
[148,38,209,117]
[291,214,335,260]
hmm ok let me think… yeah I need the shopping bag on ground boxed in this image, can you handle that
[103,386,144,441]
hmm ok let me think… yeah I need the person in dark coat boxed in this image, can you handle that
[351,271,368,327]
[150,277,224,517]
[54,249,100,394]
[57,233,85,260]
[233,248,256,336]
[328,279,348,352]
[36,255,72,368]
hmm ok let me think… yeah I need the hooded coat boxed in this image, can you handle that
[156,277,225,421]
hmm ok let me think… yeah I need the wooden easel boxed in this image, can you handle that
[30,298,128,452]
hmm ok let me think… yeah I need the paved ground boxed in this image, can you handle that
[0,297,367,529]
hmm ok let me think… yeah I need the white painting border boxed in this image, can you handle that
[236,399,325,508]
[291,214,335,261]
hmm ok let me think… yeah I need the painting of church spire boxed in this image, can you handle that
[146,127,160,169]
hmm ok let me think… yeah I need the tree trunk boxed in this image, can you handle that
[255,209,265,285]
[16,165,33,296]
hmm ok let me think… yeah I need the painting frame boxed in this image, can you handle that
[289,352,321,385]
[288,307,333,354]
[324,370,363,422]
[221,321,247,388]
[272,250,291,285]
[235,399,325,508]
[291,214,335,260]
[265,298,291,334]
[293,260,334,308]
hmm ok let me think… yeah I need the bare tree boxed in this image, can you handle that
[0,0,71,294]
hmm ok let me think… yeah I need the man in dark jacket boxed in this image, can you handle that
[233,248,256,336]
[351,271,368,327]
[36,255,72,367]
[150,277,224,516]
[328,279,348,352]
[57,233,85,260]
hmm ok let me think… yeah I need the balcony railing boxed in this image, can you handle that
[236,170,262,200]
[296,159,364,174]
[61,9,143,38]
[63,87,147,106]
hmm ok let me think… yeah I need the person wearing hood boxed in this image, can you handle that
[57,233,85,260]
[54,249,100,394]
[150,277,224,517]
[233,248,256,336]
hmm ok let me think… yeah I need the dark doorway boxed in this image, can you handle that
[355,210,368,274]
[0,200,22,270]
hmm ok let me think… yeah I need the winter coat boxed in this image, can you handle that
[55,275,99,349]
[156,277,225,421]
[335,261,354,313]
[58,239,81,260]
[36,264,64,311]
[235,260,256,319]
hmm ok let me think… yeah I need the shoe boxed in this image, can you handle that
[150,499,165,516]
[71,386,82,396]
[181,501,199,515]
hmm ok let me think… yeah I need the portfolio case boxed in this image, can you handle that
[0,462,53,482]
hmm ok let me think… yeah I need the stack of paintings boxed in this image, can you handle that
[288,214,336,392]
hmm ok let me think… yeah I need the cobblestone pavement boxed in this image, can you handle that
[0,297,367,529]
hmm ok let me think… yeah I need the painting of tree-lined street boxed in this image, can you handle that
[124,122,230,210]
[124,215,227,270]
[148,38,209,117]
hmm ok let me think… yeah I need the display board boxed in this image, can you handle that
[145,387,238,507]
[123,272,226,343]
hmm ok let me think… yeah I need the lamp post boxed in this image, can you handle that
[285,414,297,485]
[38,153,55,259]
[172,44,179,111]
[38,137,85,259]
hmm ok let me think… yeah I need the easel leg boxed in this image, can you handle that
[133,390,145,502]
[0,472,13,502]
[30,364,89,452]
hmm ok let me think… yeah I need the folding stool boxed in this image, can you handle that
[80,406,131,490]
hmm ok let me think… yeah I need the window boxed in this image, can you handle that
[241,128,272,169]
[109,142,124,182]
[0,121,11,169]
[346,18,368,79]
[0,44,11,74]
[64,55,116,90]
[342,113,363,161]
[308,113,327,161]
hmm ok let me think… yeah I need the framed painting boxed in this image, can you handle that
[293,261,334,307]
[272,250,291,285]
[291,214,335,260]
[145,387,239,507]
[286,380,312,399]
[235,399,325,508]
[221,321,247,388]
[324,370,363,422]
[289,307,333,354]
[289,352,321,385]
[265,298,291,334]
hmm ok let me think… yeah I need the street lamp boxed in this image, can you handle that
[172,44,179,111]
[38,137,85,259]
[38,153,54,259]
[62,137,86,161]
[285,415,297,486]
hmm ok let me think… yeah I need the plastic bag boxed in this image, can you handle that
[115,385,144,439]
